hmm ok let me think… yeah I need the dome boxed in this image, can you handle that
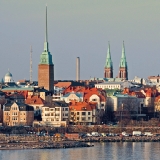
[5,71,12,77]
[4,71,13,83]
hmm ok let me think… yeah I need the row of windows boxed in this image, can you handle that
[12,112,18,116]
[97,85,120,89]
[45,118,60,122]
[5,112,26,116]
[6,117,26,121]
[76,117,91,121]
[44,108,68,111]
[71,112,91,116]
[12,107,18,110]
[43,113,68,117]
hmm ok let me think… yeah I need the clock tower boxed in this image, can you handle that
[38,6,54,92]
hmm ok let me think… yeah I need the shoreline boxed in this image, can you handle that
[0,135,160,150]
[0,141,93,150]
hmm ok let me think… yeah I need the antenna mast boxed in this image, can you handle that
[30,46,33,83]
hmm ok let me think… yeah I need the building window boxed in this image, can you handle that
[55,108,60,111]
[36,106,39,109]
[45,108,49,111]
[65,108,68,111]
[88,112,90,115]
[77,117,79,120]
[88,117,91,120]
[77,112,79,115]
[82,117,85,121]
[82,112,86,116]
[65,113,68,116]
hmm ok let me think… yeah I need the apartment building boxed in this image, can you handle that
[3,102,34,126]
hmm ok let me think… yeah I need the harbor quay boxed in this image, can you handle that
[0,131,160,150]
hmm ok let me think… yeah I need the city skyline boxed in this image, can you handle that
[0,1,160,81]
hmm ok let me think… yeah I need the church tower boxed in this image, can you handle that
[118,41,128,80]
[38,6,54,91]
[104,42,113,78]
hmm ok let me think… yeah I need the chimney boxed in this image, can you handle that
[76,57,80,81]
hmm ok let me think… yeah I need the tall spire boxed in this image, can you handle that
[120,41,127,68]
[104,42,113,78]
[121,41,126,59]
[44,5,49,52]
[45,5,48,42]
[40,6,53,65]
[105,42,113,68]
[118,41,128,80]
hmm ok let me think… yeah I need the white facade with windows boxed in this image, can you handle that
[41,101,69,127]
[95,81,134,90]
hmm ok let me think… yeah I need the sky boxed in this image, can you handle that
[0,0,160,81]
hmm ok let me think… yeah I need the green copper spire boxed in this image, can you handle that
[105,42,113,68]
[120,41,127,68]
[40,6,53,65]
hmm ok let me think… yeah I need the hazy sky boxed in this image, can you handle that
[0,0,160,81]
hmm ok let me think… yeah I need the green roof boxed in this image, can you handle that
[119,41,127,68]
[105,42,113,68]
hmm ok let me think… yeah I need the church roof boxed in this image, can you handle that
[105,42,113,69]
[119,41,127,68]
[5,71,12,77]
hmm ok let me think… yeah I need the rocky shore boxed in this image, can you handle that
[80,136,160,142]
[0,134,160,150]
[0,141,93,150]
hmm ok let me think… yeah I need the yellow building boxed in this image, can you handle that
[3,102,34,126]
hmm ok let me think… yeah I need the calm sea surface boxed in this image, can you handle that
[0,142,160,160]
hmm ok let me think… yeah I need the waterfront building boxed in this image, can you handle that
[69,101,99,125]
[141,88,158,112]
[3,102,34,126]
[118,42,128,80]
[106,93,138,112]
[63,86,106,111]
[38,6,54,92]
[25,95,46,119]
[104,42,113,78]
[40,101,69,127]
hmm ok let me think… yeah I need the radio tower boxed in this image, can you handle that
[30,46,33,83]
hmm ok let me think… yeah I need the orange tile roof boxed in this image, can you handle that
[69,101,97,111]
[155,95,160,102]
[55,82,71,88]
[63,86,106,102]
[25,95,45,105]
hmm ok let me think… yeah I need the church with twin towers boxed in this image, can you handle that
[104,41,128,80]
